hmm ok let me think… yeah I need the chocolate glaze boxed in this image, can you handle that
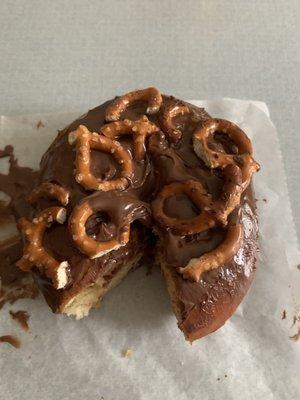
[86,192,150,242]
[1,91,258,341]
[161,188,258,340]
[39,228,146,313]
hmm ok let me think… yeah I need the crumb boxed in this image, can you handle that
[122,349,133,358]
[290,328,300,342]
[217,377,220,381]
[36,120,45,129]
[281,310,287,320]
[262,198,267,203]
[297,264,300,270]
[224,374,228,378]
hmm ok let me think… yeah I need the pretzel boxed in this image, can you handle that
[179,224,243,282]
[151,180,216,235]
[27,182,69,206]
[69,200,130,258]
[158,100,190,143]
[16,207,69,289]
[193,118,259,222]
[193,118,259,186]
[68,125,133,191]
[105,87,163,122]
[100,116,160,161]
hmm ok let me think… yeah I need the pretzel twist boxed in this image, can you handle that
[100,116,160,161]
[152,180,216,235]
[69,125,133,191]
[179,224,243,282]
[158,100,190,143]
[69,201,130,259]
[16,207,69,289]
[27,182,69,206]
[105,87,163,122]
[193,118,259,185]
[193,118,259,223]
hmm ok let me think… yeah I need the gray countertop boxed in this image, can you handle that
[1,0,299,242]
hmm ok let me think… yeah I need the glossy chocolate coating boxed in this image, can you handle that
[17,94,258,338]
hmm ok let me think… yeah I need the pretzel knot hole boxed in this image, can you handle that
[68,125,133,192]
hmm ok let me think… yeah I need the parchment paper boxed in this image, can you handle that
[0,99,299,400]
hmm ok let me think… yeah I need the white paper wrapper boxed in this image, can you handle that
[0,99,299,400]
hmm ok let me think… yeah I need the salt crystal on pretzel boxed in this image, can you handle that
[105,87,163,122]
[158,99,190,143]
[179,224,243,282]
[27,182,69,206]
[69,125,133,191]
[152,180,216,235]
[101,116,159,161]
[17,207,69,289]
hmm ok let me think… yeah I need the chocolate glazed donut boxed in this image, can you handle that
[17,88,259,340]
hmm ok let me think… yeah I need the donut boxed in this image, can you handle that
[17,88,259,340]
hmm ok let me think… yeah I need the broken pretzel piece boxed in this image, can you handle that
[17,207,69,290]
[152,180,216,235]
[180,224,243,282]
[28,182,69,206]
[105,87,163,122]
[69,125,133,192]
[158,99,190,143]
[100,116,160,161]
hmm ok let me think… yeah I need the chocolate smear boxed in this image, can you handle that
[0,146,39,311]
[0,335,21,348]
[9,310,30,331]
